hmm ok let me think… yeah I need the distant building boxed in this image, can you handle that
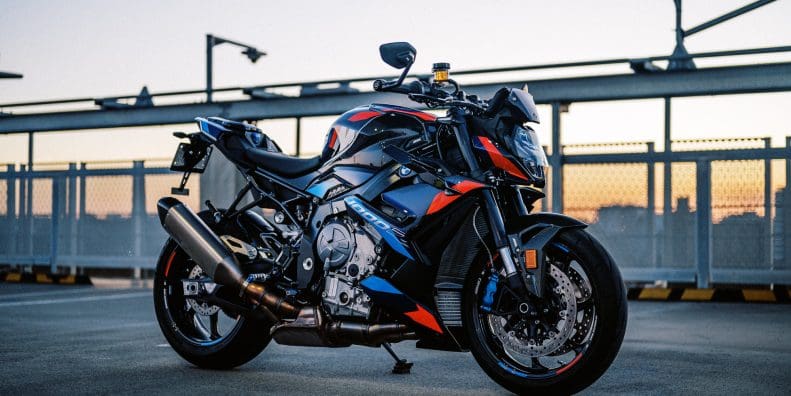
[712,211,769,269]
[588,205,652,268]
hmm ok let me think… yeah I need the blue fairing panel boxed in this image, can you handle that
[195,117,228,141]
[381,183,441,218]
[344,196,415,260]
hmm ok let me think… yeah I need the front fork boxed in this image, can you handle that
[449,108,527,293]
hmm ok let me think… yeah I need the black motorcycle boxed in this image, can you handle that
[153,42,627,394]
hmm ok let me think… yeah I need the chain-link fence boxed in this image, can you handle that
[561,137,790,286]
[0,161,200,271]
[1,136,789,286]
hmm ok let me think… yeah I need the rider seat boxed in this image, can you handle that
[207,117,323,177]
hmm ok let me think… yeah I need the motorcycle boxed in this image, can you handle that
[153,42,627,394]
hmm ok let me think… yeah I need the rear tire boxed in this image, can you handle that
[153,211,273,370]
[463,228,627,395]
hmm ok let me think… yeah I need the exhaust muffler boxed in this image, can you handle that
[157,197,299,318]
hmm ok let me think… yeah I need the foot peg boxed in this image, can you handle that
[382,342,413,374]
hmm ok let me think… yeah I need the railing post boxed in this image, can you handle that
[295,117,302,157]
[550,102,564,213]
[647,143,656,267]
[78,163,86,260]
[67,163,78,274]
[695,159,711,288]
[662,97,673,268]
[763,138,772,269]
[131,161,146,279]
[26,164,33,258]
[50,177,62,274]
[18,164,27,258]
[6,165,17,258]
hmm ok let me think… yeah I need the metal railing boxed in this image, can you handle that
[1,137,789,286]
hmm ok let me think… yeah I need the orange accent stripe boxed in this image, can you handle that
[426,180,485,215]
[164,250,177,277]
[404,305,443,334]
[347,110,381,122]
[556,352,583,374]
[477,137,529,181]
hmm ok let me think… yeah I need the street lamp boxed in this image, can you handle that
[0,53,23,79]
[206,34,266,102]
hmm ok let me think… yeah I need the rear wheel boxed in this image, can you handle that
[153,212,273,369]
[464,228,627,394]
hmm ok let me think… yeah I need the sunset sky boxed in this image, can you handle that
[1,1,790,218]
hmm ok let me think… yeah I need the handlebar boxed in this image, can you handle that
[373,77,488,115]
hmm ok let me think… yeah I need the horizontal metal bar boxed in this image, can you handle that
[0,256,53,265]
[54,255,157,269]
[563,147,789,164]
[710,269,791,285]
[620,267,698,283]
[684,0,777,37]
[0,167,171,178]
[3,62,791,134]
[3,44,791,109]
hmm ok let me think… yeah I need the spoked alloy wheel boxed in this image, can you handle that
[154,237,273,370]
[464,229,627,394]
[161,256,242,347]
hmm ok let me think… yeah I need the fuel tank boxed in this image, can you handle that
[305,104,437,200]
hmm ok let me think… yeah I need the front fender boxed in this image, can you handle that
[505,212,587,235]
[504,212,586,298]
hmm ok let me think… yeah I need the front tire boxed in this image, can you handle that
[153,211,273,370]
[464,228,627,395]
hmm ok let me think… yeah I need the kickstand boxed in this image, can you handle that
[382,342,413,374]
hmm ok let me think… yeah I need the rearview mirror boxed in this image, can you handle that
[379,42,416,69]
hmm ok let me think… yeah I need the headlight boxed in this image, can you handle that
[509,125,548,185]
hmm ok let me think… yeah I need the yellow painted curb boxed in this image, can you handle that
[681,288,715,301]
[35,273,53,284]
[639,288,672,300]
[742,289,776,302]
[5,273,22,282]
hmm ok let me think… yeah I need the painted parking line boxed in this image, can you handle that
[0,291,150,308]
[0,287,98,300]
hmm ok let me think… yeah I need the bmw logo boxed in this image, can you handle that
[398,166,413,177]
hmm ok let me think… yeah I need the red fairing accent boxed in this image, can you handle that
[426,180,486,215]
[476,136,530,181]
[347,110,381,122]
[404,305,443,334]
[327,128,338,149]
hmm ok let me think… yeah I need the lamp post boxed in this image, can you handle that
[206,34,266,103]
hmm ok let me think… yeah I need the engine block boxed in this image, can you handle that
[318,218,379,318]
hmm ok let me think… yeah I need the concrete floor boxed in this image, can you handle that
[0,283,789,395]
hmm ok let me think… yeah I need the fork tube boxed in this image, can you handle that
[450,108,483,179]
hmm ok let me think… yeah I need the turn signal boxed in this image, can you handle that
[524,249,538,269]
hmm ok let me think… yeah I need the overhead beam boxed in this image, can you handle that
[2,62,791,134]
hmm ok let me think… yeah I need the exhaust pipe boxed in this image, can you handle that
[271,306,418,347]
[157,197,299,318]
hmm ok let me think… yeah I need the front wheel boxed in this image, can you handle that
[464,228,627,395]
